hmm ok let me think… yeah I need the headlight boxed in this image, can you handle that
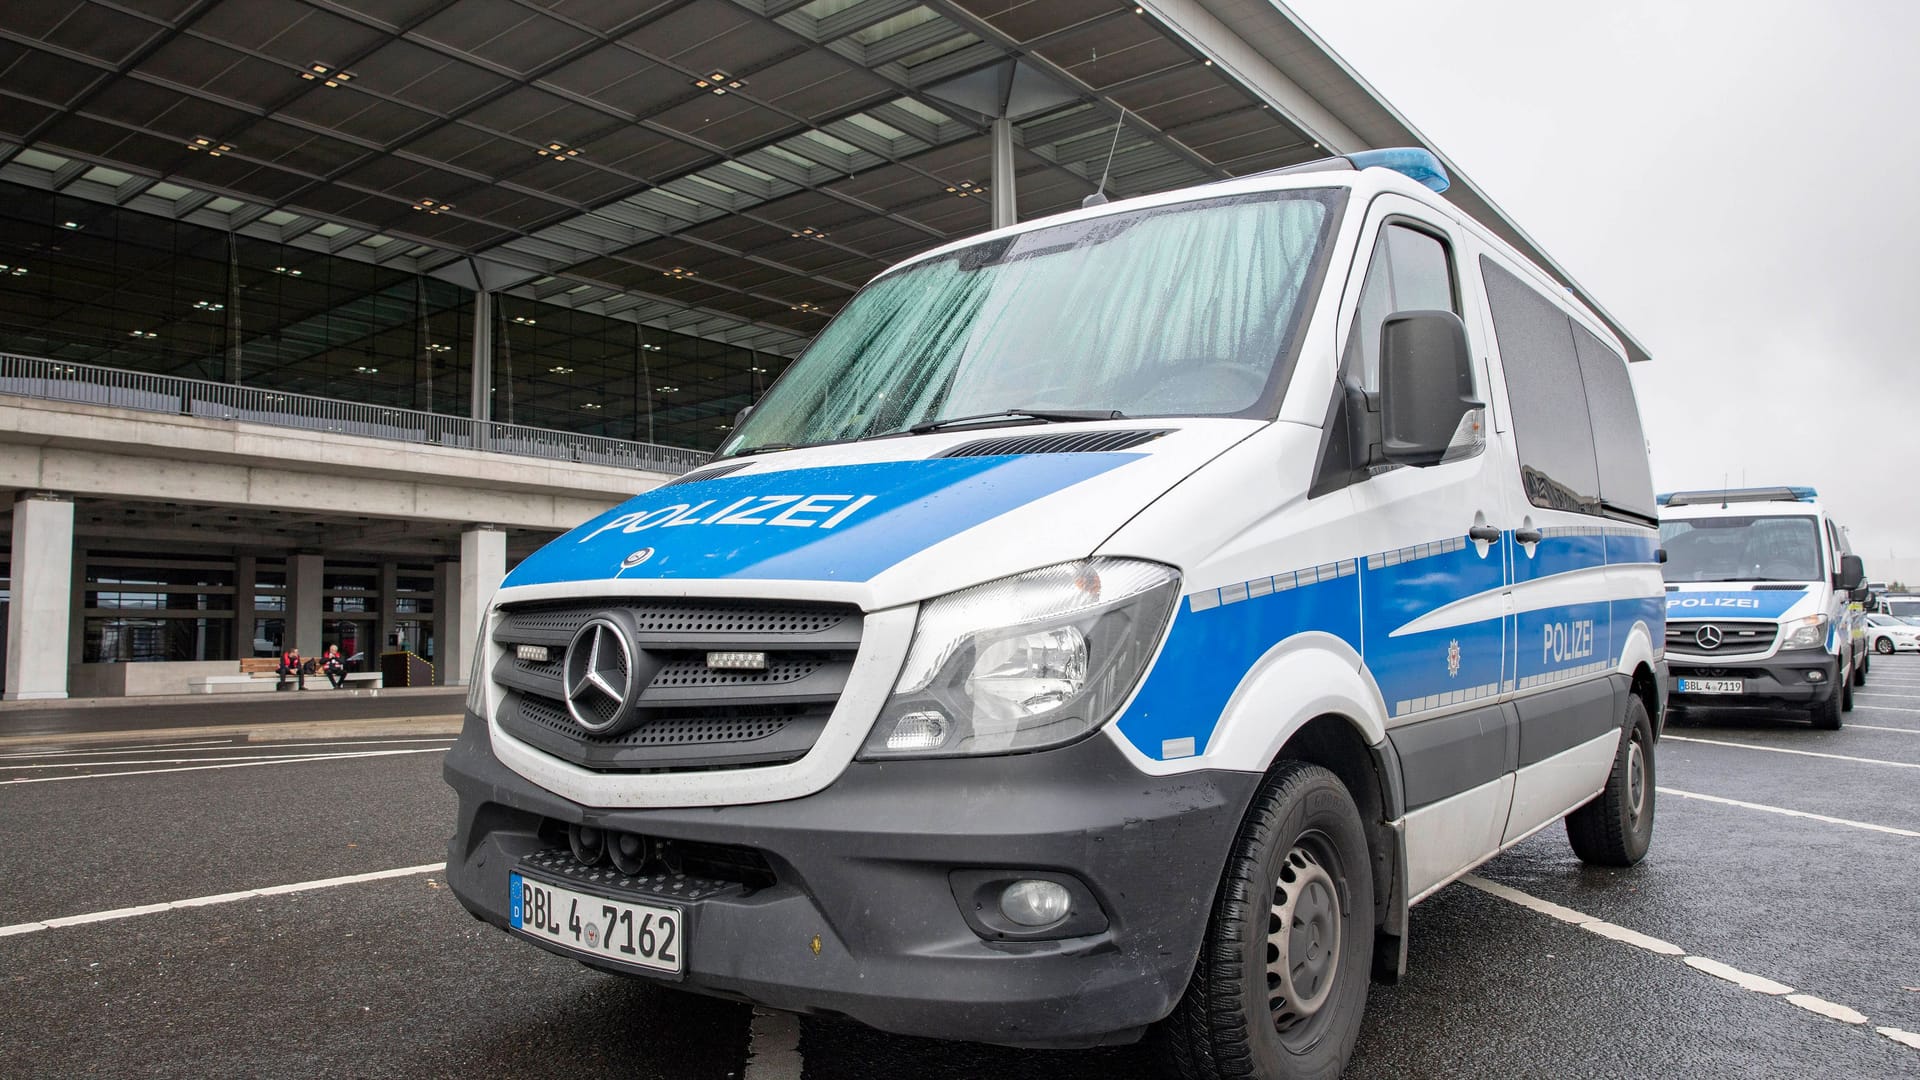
[1780,613,1830,650]
[860,558,1181,759]
[465,609,492,716]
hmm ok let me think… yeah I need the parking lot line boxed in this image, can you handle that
[0,747,448,785]
[1461,875,1919,1055]
[744,1007,804,1080]
[1662,735,1920,769]
[1657,787,1920,838]
[1849,724,1920,736]
[0,862,446,939]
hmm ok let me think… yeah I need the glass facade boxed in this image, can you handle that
[0,179,789,453]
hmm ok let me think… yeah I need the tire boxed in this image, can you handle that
[1161,762,1373,1080]
[1566,696,1656,867]
[1841,669,1855,711]
[1811,677,1844,730]
[1877,636,1896,655]
[1854,652,1868,685]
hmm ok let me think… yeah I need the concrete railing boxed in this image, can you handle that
[0,352,708,475]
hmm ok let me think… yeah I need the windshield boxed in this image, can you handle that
[720,189,1343,454]
[1659,515,1824,583]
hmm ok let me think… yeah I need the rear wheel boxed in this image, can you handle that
[1566,696,1656,866]
[1161,762,1372,1080]
[1842,667,1855,711]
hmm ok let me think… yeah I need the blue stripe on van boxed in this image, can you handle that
[503,454,1140,588]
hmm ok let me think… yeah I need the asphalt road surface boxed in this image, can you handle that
[4,662,1919,1078]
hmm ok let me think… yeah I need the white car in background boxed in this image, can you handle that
[1864,614,1920,654]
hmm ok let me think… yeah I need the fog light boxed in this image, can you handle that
[1000,879,1071,927]
[1807,670,1825,682]
[886,710,948,751]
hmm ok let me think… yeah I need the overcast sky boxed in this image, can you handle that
[1284,0,1920,582]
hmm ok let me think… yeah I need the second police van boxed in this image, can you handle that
[1659,487,1868,728]
[444,149,1666,1079]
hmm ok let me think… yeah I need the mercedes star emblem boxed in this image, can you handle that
[1695,624,1723,650]
[562,615,641,734]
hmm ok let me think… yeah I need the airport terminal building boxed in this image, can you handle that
[0,0,1640,698]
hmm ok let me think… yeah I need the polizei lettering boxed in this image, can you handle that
[578,494,877,543]
[1543,619,1596,664]
[1667,596,1763,610]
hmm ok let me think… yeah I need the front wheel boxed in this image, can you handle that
[1877,637,1896,655]
[1811,677,1844,730]
[1566,696,1656,866]
[1161,762,1373,1080]
[1842,667,1855,711]
[1854,652,1868,685]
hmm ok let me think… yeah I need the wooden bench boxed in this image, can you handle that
[235,656,383,689]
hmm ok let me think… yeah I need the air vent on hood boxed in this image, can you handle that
[656,460,752,488]
[937,429,1171,458]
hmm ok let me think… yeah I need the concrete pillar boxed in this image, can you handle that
[69,544,86,669]
[289,553,323,657]
[470,290,493,425]
[6,493,74,700]
[990,116,1017,229]
[452,526,505,687]
[235,555,257,658]
[377,561,398,655]
[435,559,460,686]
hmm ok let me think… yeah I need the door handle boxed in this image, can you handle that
[1514,528,1543,544]
[1468,525,1501,542]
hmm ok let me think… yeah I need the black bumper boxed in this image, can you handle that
[443,712,1259,1048]
[1668,650,1839,707]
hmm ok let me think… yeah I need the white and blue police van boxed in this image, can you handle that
[1659,487,1869,729]
[445,148,1666,1079]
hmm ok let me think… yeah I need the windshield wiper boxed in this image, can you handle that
[721,442,796,458]
[904,408,1124,436]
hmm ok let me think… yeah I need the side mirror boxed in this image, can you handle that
[1378,310,1482,467]
[1835,554,1865,592]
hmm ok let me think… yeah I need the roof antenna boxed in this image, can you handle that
[1082,107,1126,208]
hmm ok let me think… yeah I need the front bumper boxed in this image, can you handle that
[444,712,1258,1048]
[1668,649,1838,707]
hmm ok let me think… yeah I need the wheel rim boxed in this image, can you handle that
[1880,638,1895,654]
[1626,737,1647,827]
[1268,843,1342,1040]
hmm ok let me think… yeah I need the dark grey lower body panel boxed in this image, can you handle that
[1391,674,1630,812]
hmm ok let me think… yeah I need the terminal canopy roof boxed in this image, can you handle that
[0,0,1647,373]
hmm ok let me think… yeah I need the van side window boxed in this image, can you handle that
[1569,324,1656,521]
[1347,224,1458,392]
[1481,257,1601,515]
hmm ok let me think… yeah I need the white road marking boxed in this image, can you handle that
[0,737,453,761]
[1657,787,1920,838]
[1462,876,1916,1054]
[0,863,446,938]
[1683,956,1792,994]
[1787,994,1868,1024]
[744,1006,804,1080]
[1852,706,1920,714]
[1849,724,1920,736]
[1663,735,1920,769]
[0,747,447,785]
[0,738,234,760]
[2,747,455,771]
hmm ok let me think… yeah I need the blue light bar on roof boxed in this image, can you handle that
[1657,486,1818,507]
[1346,148,1450,193]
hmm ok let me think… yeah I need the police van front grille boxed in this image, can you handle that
[1666,620,1778,656]
[490,598,861,773]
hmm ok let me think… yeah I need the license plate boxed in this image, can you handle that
[1678,678,1743,694]
[509,872,684,975]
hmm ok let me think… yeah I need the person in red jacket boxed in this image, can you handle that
[277,646,304,691]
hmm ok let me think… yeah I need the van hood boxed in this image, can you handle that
[501,420,1258,610]
[1664,582,1817,621]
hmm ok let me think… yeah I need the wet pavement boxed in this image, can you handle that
[3,662,1917,1078]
